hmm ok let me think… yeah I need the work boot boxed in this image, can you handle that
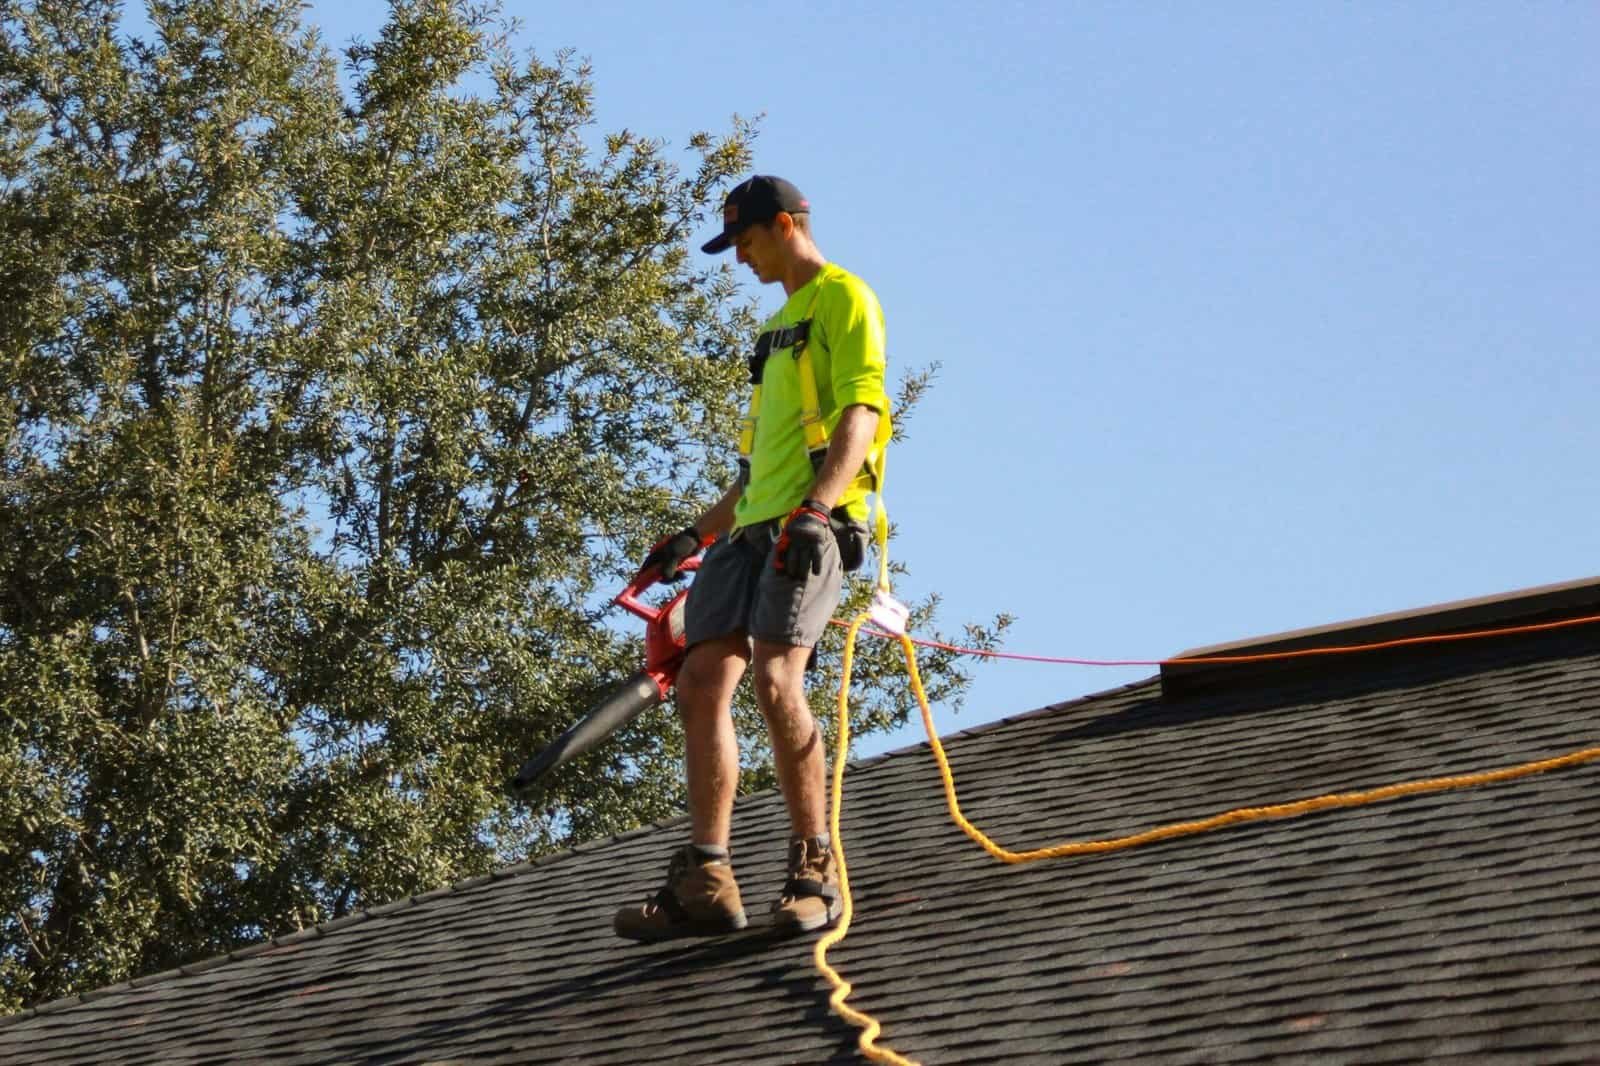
[614,844,748,942]
[771,834,842,935]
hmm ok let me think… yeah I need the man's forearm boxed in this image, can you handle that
[693,481,744,539]
[805,404,881,510]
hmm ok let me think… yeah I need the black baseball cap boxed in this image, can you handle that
[700,175,809,254]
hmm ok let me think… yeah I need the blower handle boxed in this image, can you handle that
[614,555,701,623]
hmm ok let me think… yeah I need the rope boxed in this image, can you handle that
[835,608,1600,668]
[813,603,1600,1066]
[891,628,1600,864]
[813,610,919,1066]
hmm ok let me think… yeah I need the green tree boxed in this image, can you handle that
[0,0,1007,1013]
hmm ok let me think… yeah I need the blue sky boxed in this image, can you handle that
[503,2,1599,760]
[137,2,1600,758]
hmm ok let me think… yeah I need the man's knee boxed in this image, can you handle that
[751,645,821,762]
[677,637,749,718]
[751,641,811,713]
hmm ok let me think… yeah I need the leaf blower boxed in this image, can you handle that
[509,558,699,793]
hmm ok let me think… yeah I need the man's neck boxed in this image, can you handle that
[781,247,829,296]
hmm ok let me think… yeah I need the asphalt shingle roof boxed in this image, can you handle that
[4,585,1599,1064]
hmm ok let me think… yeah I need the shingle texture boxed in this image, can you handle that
[3,617,1598,1064]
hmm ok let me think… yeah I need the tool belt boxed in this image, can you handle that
[733,508,868,573]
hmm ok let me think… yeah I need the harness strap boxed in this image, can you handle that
[737,352,765,484]
[739,278,826,484]
[791,325,831,465]
[757,321,810,357]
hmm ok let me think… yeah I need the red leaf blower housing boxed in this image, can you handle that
[510,558,698,793]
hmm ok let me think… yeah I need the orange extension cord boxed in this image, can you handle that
[814,605,1600,1066]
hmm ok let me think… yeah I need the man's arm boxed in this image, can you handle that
[692,480,744,539]
[769,403,880,581]
[804,403,881,510]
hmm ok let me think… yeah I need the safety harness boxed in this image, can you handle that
[737,267,892,568]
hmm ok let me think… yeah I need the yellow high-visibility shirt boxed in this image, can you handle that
[735,263,889,527]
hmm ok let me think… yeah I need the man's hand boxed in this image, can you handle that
[641,527,709,582]
[773,500,832,580]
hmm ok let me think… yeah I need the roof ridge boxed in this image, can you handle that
[0,672,1159,1028]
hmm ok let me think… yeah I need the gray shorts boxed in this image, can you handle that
[683,519,843,649]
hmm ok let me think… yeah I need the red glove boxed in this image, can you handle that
[773,500,832,580]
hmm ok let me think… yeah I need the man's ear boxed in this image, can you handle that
[773,211,795,239]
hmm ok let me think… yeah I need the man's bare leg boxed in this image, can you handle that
[751,639,826,839]
[676,635,750,847]
[612,635,751,941]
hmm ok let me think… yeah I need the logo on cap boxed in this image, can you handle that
[724,204,738,224]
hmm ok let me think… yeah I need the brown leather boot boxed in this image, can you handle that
[771,835,842,935]
[614,845,748,942]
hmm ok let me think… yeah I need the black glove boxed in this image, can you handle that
[641,527,706,582]
[773,500,832,580]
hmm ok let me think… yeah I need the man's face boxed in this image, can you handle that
[733,218,783,284]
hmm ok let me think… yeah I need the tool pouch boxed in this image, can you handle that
[830,509,870,573]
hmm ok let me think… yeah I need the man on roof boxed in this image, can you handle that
[614,175,890,941]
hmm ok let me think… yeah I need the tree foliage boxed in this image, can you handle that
[0,0,1007,1012]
